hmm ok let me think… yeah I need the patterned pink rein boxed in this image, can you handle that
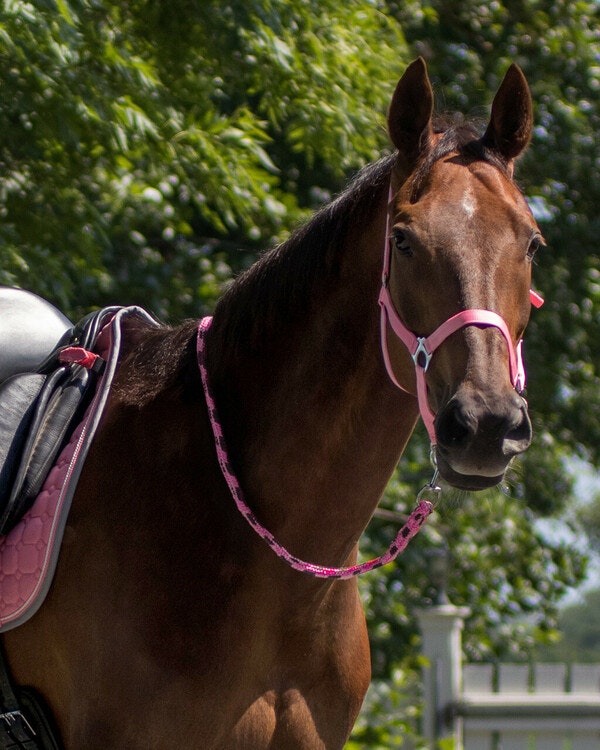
[197,317,436,579]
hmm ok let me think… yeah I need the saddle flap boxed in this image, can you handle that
[0,373,47,502]
[0,365,95,536]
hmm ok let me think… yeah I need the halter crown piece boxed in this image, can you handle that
[197,183,543,579]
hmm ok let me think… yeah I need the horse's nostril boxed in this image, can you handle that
[436,396,532,457]
[436,402,473,448]
[506,416,530,442]
[503,403,532,455]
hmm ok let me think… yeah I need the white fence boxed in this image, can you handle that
[415,605,600,750]
[460,662,600,750]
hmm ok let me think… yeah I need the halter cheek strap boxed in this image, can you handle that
[379,188,543,445]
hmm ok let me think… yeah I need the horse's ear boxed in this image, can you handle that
[482,64,533,163]
[387,57,434,168]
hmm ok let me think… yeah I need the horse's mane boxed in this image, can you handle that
[113,319,200,406]
[208,154,396,367]
[209,120,506,367]
[118,120,509,403]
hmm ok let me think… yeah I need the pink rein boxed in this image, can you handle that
[197,316,435,579]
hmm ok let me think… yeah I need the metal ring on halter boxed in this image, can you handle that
[417,448,442,506]
[417,474,442,506]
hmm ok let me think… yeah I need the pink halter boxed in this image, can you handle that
[378,188,544,444]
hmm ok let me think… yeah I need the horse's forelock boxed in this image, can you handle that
[408,122,511,202]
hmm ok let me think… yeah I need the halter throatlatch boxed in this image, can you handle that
[378,187,544,445]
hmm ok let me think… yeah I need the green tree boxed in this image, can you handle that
[0,0,406,318]
[537,586,600,663]
[1,1,598,747]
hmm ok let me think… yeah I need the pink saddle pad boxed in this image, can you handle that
[0,307,159,632]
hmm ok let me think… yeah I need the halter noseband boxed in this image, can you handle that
[378,187,544,444]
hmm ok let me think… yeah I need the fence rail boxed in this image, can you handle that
[459,663,600,750]
[415,606,600,750]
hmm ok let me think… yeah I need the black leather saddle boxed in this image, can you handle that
[0,288,120,536]
[0,288,72,383]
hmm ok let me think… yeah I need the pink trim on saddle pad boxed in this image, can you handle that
[0,307,159,632]
[0,416,87,628]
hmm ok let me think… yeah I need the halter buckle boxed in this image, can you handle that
[412,337,432,371]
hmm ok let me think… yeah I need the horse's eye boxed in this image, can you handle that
[527,234,544,261]
[393,229,413,257]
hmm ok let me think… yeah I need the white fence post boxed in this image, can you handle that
[415,603,470,748]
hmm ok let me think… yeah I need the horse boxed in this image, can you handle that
[1,58,543,749]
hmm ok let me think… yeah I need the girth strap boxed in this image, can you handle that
[0,643,62,749]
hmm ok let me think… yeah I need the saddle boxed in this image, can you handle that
[0,290,160,633]
[0,289,118,536]
[0,290,161,749]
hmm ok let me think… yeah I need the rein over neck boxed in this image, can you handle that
[197,316,435,579]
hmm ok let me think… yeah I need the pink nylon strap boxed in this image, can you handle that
[379,288,525,442]
[197,316,434,579]
[379,187,543,444]
[58,346,103,371]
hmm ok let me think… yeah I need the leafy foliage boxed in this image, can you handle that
[536,586,600,663]
[1,0,599,746]
[0,0,406,318]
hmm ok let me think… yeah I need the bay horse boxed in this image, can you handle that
[2,58,543,749]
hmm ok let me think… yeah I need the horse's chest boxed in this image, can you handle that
[227,686,350,750]
[203,608,369,747]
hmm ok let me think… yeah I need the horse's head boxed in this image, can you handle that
[383,58,543,491]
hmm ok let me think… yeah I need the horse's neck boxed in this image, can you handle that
[209,208,420,570]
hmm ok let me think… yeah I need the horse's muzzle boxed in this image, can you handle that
[433,391,532,490]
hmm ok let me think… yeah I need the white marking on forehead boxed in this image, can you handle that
[462,186,477,219]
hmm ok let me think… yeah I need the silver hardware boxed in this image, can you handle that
[412,337,433,371]
[0,709,37,737]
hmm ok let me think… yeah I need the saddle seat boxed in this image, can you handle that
[0,288,73,385]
